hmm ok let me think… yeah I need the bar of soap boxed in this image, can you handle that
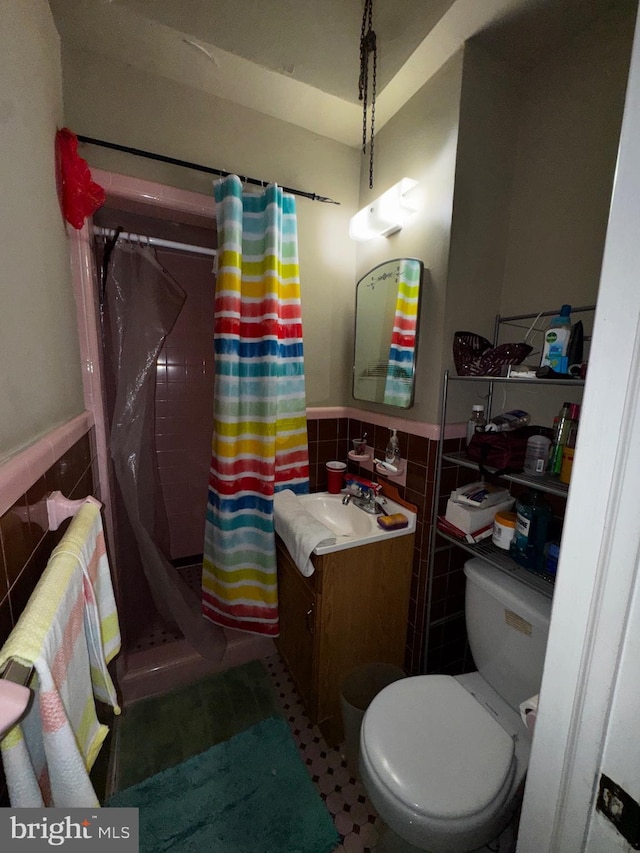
[377,513,409,531]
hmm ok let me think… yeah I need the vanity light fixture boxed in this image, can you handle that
[349,178,419,242]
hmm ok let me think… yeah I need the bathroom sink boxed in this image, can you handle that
[298,492,416,556]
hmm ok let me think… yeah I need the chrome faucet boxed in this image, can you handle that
[353,486,385,515]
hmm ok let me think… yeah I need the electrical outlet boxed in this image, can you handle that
[596,774,640,849]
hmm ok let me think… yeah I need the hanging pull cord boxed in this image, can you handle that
[359,0,377,189]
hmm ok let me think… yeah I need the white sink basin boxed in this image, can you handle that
[298,492,416,555]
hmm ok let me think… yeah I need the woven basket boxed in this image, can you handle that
[453,331,532,376]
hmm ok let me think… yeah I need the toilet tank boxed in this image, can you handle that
[464,558,552,712]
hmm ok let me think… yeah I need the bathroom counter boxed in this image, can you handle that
[275,530,414,746]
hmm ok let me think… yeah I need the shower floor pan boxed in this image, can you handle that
[117,563,275,705]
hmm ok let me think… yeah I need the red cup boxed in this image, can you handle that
[326,461,347,494]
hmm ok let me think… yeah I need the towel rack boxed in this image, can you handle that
[0,487,120,810]
[46,491,102,531]
[1,491,103,692]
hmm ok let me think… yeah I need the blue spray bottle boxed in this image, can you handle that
[540,305,572,373]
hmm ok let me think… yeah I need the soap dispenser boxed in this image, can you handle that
[385,429,401,467]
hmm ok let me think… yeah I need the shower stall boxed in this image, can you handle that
[81,173,275,704]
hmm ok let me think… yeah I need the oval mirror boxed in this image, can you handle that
[352,258,423,408]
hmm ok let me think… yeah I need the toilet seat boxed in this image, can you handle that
[361,674,515,822]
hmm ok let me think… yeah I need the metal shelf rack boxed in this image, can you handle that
[423,305,595,669]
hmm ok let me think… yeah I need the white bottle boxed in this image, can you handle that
[385,429,401,466]
[466,405,486,445]
[523,435,552,476]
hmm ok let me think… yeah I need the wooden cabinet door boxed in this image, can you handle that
[314,534,414,745]
[275,544,317,714]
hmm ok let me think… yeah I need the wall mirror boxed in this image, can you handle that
[353,258,423,408]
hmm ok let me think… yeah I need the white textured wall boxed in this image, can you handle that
[59,46,360,408]
[443,44,523,422]
[353,54,464,424]
[500,5,635,319]
[354,4,634,424]
[12,0,631,436]
[0,0,84,461]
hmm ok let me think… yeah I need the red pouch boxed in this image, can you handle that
[466,428,534,478]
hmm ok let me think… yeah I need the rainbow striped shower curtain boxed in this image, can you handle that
[202,175,309,636]
[383,260,421,407]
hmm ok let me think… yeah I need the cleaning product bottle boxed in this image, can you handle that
[466,405,486,445]
[385,429,401,467]
[550,402,572,475]
[510,491,552,571]
[540,305,572,372]
[566,403,581,449]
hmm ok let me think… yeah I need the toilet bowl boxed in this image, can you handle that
[360,674,523,852]
[359,558,552,853]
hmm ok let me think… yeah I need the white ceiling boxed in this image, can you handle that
[49,0,623,147]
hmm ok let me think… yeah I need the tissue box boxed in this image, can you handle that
[445,496,514,535]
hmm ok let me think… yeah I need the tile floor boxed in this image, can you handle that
[264,652,519,853]
[264,652,383,853]
[133,563,383,848]
[176,561,381,848]
[144,561,519,852]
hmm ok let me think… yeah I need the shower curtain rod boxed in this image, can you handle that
[77,135,341,205]
[94,226,217,258]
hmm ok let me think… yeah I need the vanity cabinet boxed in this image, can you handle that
[275,530,414,746]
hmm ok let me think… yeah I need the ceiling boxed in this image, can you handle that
[49,0,624,147]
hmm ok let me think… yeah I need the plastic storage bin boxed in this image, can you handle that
[340,662,405,777]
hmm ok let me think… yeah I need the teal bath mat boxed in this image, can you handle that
[108,715,339,853]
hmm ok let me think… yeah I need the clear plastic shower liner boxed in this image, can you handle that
[103,242,225,661]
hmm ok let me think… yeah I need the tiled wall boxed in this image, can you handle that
[0,428,97,804]
[93,203,216,564]
[0,430,97,647]
[154,248,215,561]
[307,416,476,676]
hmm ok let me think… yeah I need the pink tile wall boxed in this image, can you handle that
[154,249,215,560]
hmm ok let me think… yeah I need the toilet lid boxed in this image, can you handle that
[362,675,515,821]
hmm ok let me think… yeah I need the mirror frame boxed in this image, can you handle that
[352,257,424,409]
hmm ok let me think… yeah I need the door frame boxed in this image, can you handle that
[517,8,640,849]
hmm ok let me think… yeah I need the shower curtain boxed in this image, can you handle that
[103,241,226,661]
[202,175,309,636]
[383,259,420,407]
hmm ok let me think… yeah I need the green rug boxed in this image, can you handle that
[109,715,339,853]
[115,659,281,790]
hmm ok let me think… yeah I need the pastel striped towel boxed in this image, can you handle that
[0,503,121,807]
[51,502,121,711]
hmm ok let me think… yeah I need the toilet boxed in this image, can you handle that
[359,558,552,853]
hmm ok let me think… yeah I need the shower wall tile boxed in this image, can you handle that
[153,249,215,561]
